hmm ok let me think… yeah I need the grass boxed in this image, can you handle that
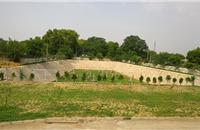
[0,82,200,122]
[57,69,139,84]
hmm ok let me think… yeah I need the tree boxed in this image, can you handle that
[166,75,171,83]
[20,70,25,80]
[71,74,77,81]
[139,75,144,83]
[146,77,151,84]
[0,72,4,81]
[158,76,163,84]
[172,78,177,85]
[103,74,107,81]
[11,72,16,80]
[97,74,102,81]
[106,41,119,59]
[82,73,86,81]
[121,35,149,59]
[118,74,124,80]
[185,77,191,85]
[43,29,79,57]
[179,78,183,85]
[64,71,70,78]
[186,47,200,65]
[56,71,61,79]
[191,76,195,86]
[111,75,115,82]
[29,73,35,81]
[153,77,157,84]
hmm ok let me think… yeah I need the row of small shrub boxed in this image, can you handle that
[56,71,125,82]
[139,75,195,86]
[0,71,35,81]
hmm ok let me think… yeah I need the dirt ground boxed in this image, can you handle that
[1,117,200,130]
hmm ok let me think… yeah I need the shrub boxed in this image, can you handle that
[64,71,69,78]
[29,73,35,81]
[139,75,144,83]
[153,77,157,84]
[179,77,183,85]
[0,72,4,81]
[71,74,77,81]
[97,74,102,81]
[191,76,195,86]
[11,72,16,80]
[172,78,177,84]
[118,74,124,80]
[185,77,191,84]
[158,76,163,84]
[56,71,61,79]
[166,75,171,83]
[82,73,86,81]
[146,77,151,84]
[103,74,107,81]
[20,70,24,80]
[111,75,115,82]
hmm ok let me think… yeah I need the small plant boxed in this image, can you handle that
[153,77,157,84]
[0,72,4,81]
[29,73,35,81]
[82,73,86,81]
[103,74,107,81]
[139,75,144,83]
[158,76,163,84]
[97,74,102,81]
[11,72,16,80]
[111,75,115,82]
[56,71,61,79]
[64,71,69,78]
[71,74,77,81]
[118,74,124,80]
[179,77,183,85]
[20,70,25,80]
[166,75,171,83]
[146,77,151,84]
[172,78,177,85]
[191,76,195,86]
[185,77,191,84]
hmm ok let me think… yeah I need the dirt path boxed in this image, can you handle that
[1,117,200,130]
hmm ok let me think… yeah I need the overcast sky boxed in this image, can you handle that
[0,1,200,55]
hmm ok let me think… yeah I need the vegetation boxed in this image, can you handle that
[139,75,144,83]
[29,73,35,81]
[0,72,4,81]
[0,82,200,122]
[146,77,151,84]
[0,29,199,71]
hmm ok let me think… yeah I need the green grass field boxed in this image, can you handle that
[0,82,200,122]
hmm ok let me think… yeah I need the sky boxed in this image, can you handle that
[0,0,200,55]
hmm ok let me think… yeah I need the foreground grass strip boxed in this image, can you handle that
[0,82,200,122]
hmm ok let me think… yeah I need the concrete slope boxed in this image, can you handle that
[0,60,199,86]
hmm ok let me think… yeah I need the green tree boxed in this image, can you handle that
[103,74,107,81]
[172,78,177,85]
[186,47,200,65]
[111,75,115,82]
[0,72,4,81]
[153,77,157,84]
[71,74,77,81]
[191,76,195,86]
[146,77,151,84]
[106,41,119,59]
[179,77,183,85]
[158,76,163,84]
[29,73,35,81]
[56,71,61,79]
[82,73,86,81]
[20,70,25,80]
[64,71,70,78]
[139,75,144,83]
[185,77,191,84]
[11,72,16,80]
[166,75,171,83]
[121,35,149,59]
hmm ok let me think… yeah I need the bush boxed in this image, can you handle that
[111,75,115,82]
[172,78,177,84]
[82,73,86,81]
[185,77,191,84]
[64,71,69,78]
[97,74,102,81]
[146,77,151,84]
[11,72,16,80]
[118,74,124,80]
[191,76,195,86]
[103,74,107,81]
[20,70,24,80]
[158,76,163,84]
[29,73,35,81]
[179,77,183,85]
[153,77,157,84]
[56,71,61,79]
[166,75,171,83]
[139,75,144,83]
[71,74,77,81]
[0,72,4,81]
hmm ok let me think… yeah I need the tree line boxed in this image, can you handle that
[0,28,199,70]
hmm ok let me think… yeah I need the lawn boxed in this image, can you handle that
[0,82,200,122]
